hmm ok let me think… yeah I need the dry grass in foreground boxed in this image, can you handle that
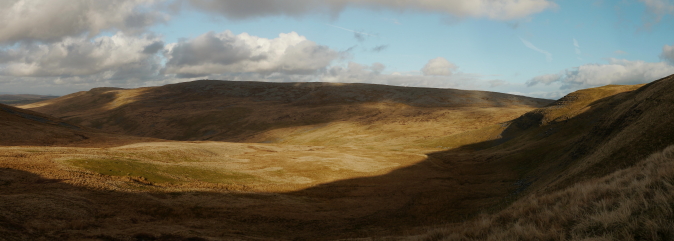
[0,140,510,240]
[407,145,674,241]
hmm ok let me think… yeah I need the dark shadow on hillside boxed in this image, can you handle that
[7,78,674,240]
[7,75,674,240]
[0,140,521,241]
[27,80,553,142]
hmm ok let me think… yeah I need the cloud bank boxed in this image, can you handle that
[184,0,557,20]
[163,31,342,78]
[0,33,162,81]
[527,58,674,89]
[661,44,674,63]
[421,57,458,76]
[0,0,167,44]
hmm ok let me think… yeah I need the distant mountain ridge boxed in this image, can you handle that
[0,94,58,106]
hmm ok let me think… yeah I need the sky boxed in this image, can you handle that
[0,0,673,99]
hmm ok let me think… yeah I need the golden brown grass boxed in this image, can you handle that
[408,144,674,241]
[4,76,674,240]
[19,80,551,150]
[0,140,516,240]
[1,81,555,239]
[0,141,427,193]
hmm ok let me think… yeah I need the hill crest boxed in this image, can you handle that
[20,80,553,148]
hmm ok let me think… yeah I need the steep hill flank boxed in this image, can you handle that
[414,143,674,241]
[21,80,552,149]
[431,74,674,195]
[404,74,674,240]
[0,103,153,146]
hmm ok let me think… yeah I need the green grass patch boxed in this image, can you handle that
[68,158,257,184]
[127,152,204,163]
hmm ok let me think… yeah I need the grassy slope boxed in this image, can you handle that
[0,141,472,240]
[20,80,552,150]
[506,75,674,192]
[0,103,153,147]
[405,74,674,240]
[0,81,553,240]
[411,144,674,241]
[428,74,674,193]
[4,75,674,240]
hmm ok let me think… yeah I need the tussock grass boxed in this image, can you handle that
[68,158,256,184]
[20,80,550,149]
[409,145,674,241]
[422,124,505,149]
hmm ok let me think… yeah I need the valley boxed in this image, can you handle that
[1,75,674,240]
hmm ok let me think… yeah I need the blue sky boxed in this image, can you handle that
[0,0,673,99]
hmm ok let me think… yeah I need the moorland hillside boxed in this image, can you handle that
[0,103,152,146]
[3,75,674,240]
[407,73,674,240]
[20,81,552,150]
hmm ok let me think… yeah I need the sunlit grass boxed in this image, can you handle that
[68,158,256,184]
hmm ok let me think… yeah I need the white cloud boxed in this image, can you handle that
[520,37,552,62]
[661,44,674,63]
[382,18,401,25]
[185,0,557,21]
[0,0,167,44]
[199,61,489,91]
[520,90,567,99]
[163,31,342,78]
[488,79,508,88]
[0,32,162,80]
[527,58,674,89]
[321,62,494,91]
[573,38,582,56]
[526,73,563,86]
[421,57,458,76]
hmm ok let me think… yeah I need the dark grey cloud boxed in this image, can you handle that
[354,32,366,42]
[143,41,165,54]
[166,32,253,67]
[164,31,342,77]
[0,33,163,79]
[184,0,557,20]
[0,0,167,44]
[371,45,388,52]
